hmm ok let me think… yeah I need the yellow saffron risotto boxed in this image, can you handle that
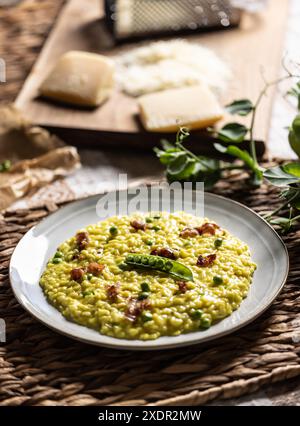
[40,212,256,340]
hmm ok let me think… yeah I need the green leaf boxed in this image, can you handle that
[217,123,248,143]
[160,139,175,151]
[213,143,227,154]
[155,128,222,190]
[264,164,300,187]
[282,162,300,177]
[154,147,182,165]
[167,157,198,180]
[226,99,253,116]
[167,153,189,176]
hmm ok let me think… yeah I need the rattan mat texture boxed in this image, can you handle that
[1,173,300,406]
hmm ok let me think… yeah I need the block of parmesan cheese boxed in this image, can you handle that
[39,51,115,107]
[138,85,223,132]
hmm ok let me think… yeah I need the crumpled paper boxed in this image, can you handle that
[0,105,80,210]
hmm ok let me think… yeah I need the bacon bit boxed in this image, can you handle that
[177,281,188,293]
[124,298,151,322]
[180,227,199,238]
[70,267,85,282]
[106,283,120,302]
[150,247,177,260]
[76,231,89,250]
[87,262,105,276]
[196,223,219,236]
[196,254,217,267]
[130,220,147,231]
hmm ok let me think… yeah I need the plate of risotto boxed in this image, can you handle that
[9,191,289,350]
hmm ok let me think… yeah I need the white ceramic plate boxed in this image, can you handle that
[9,191,289,350]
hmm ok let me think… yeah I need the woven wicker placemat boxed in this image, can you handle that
[1,171,300,406]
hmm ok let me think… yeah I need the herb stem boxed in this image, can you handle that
[264,191,299,220]
[291,214,300,223]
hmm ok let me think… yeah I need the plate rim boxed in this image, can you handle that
[9,191,289,350]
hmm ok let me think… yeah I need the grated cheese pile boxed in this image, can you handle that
[115,40,231,97]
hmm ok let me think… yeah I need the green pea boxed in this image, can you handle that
[155,258,164,268]
[213,276,223,285]
[134,255,142,263]
[142,312,153,322]
[191,309,203,320]
[141,282,150,292]
[141,255,149,265]
[87,273,93,280]
[214,238,223,248]
[54,251,64,258]
[200,315,212,329]
[52,257,62,264]
[109,226,118,236]
[152,226,161,232]
[148,257,156,266]
[161,262,171,272]
[83,291,94,297]
[164,261,173,272]
[146,217,153,223]
[126,254,134,262]
[145,240,153,246]
[138,292,149,300]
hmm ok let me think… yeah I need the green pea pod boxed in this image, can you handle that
[125,253,194,282]
[289,115,300,158]
[289,130,300,159]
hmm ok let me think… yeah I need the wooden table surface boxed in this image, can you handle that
[0,0,299,406]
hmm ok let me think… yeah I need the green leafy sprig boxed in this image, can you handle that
[154,128,236,190]
[262,75,300,232]
[263,162,300,233]
[154,62,300,233]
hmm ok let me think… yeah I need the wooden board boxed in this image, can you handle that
[15,0,289,154]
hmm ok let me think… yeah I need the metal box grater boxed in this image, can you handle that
[104,0,241,40]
